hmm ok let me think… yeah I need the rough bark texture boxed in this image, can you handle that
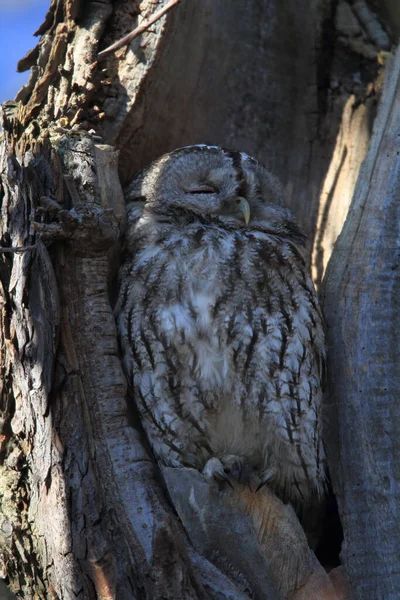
[0,0,397,598]
[322,46,400,600]
[0,129,234,599]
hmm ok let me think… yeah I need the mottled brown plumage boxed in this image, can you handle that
[115,145,326,507]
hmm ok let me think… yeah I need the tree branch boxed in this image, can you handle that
[98,0,182,61]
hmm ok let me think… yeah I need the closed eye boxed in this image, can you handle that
[186,184,218,194]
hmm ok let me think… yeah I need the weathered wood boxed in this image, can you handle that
[0,0,397,597]
[322,45,400,599]
[312,95,372,282]
[164,467,339,600]
[0,133,61,597]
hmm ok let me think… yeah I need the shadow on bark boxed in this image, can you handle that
[0,0,396,598]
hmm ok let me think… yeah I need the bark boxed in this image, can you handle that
[0,0,396,598]
[322,46,400,599]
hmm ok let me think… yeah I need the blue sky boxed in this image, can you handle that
[0,0,49,103]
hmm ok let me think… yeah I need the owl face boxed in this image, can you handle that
[125,145,300,236]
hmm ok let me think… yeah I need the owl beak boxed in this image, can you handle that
[236,197,251,225]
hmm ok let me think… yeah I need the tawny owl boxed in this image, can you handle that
[115,145,326,507]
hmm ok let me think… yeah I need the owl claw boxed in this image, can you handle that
[255,480,267,493]
[220,473,234,490]
[256,466,278,493]
[202,457,234,489]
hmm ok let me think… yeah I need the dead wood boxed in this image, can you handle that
[0,0,397,598]
[322,45,400,599]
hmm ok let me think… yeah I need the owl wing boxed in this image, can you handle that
[219,234,326,501]
[116,208,217,469]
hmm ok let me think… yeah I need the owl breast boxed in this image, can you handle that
[117,214,326,504]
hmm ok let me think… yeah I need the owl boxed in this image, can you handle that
[115,145,326,508]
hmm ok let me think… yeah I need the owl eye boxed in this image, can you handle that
[187,185,218,194]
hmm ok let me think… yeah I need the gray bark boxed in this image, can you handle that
[0,0,396,598]
[322,46,400,600]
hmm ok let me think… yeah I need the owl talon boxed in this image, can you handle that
[255,481,266,493]
[256,466,278,493]
[202,457,234,489]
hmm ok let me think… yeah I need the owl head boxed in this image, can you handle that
[125,145,304,241]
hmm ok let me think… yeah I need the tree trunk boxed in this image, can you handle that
[322,45,400,600]
[0,0,396,598]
